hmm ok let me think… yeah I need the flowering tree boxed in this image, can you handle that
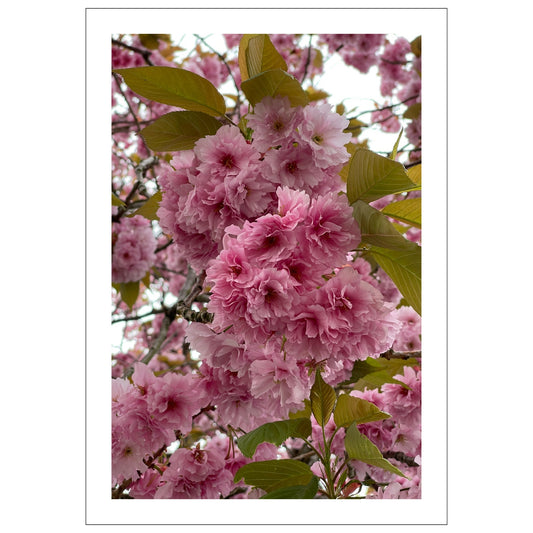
[111,33,421,500]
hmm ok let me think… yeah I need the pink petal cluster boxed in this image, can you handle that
[158,97,353,273]
[390,306,421,352]
[112,363,208,485]
[112,215,157,284]
[378,37,413,97]
[319,34,385,73]
[185,187,400,429]
[155,445,234,499]
[371,106,401,133]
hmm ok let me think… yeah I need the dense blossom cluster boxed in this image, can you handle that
[112,215,157,284]
[157,96,352,271]
[111,33,422,501]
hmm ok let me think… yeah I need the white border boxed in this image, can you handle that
[87,6,447,525]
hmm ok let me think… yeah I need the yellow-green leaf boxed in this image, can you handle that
[390,127,403,160]
[341,357,419,391]
[407,164,421,186]
[344,118,367,137]
[128,191,162,221]
[288,399,312,420]
[346,148,418,204]
[368,244,421,316]
[243,34,288,80]
[241,69,309,108]
[138,34,171,50]
[112,193,125,207]
[235,459,313,493]
[381,197,421,229]
[113,66,226,117]
[237,418,312,458]
[260,475,319,499]
[352,199,417,250]
[339,142,359,182]
[411,36,421,58]
[345,422,408,478]
[310,371,336,428]
[140,111,221,152]
[403,103,421,120]
[334,394,391,428]
[119,281,140,309]
[306,86,330,102]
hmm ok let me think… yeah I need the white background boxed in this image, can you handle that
[2,1,532,532]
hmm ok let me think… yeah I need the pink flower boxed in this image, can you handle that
[112,215,156,284]
[186,322,248,376]
[296,103,351,168]
[391,306,421,351]
[155,446,234,499]
[185,53,229,88]
[194,125,259,179]
[262,142,324,192]
[371,107,401,133]
[141,368,208,434]
[303,192,361,268]
[246,96,302,152]
[381,366,421,427]
[249,344,310,409]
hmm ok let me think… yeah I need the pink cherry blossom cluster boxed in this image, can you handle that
[112,362,208,486]
[319,34,386,74]
[157,96,351,272]
[112,215,157,284]
[183,187,400,430]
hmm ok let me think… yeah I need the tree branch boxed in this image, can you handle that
[112,38,154,66]
[383,451,420,467]
[380,348,421,360]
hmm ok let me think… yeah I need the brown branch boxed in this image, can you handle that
[380,348,421,360]
[383,451,420,467]
[112,38,154,66]
[112,72,142,132]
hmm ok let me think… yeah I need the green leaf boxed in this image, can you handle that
[344,118,367,136]
[333,394,391,428]
[407,163,421,186]
[244,34,288,80]
[234,459,313,493]
[345,422,408,478]
[403,103,421,120]
[352,199,419,251]
[346,148,418,204]
[341,357,419,391]
[368,244,421,316]
[411,36,421,58]
[237,418,312,459]
[381,197,421,229]
[113,66,226,117]
[288,399,312,420]
[139,111,221,152]
[119,281,140,309]
[390,127,403,160]
[260,475,319,499]
[241,69,309,108]
[112,193,126,207]
[127,191,162,221]
[310,371,336,428]
[138,34,170,50]
[141,270,151,289]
